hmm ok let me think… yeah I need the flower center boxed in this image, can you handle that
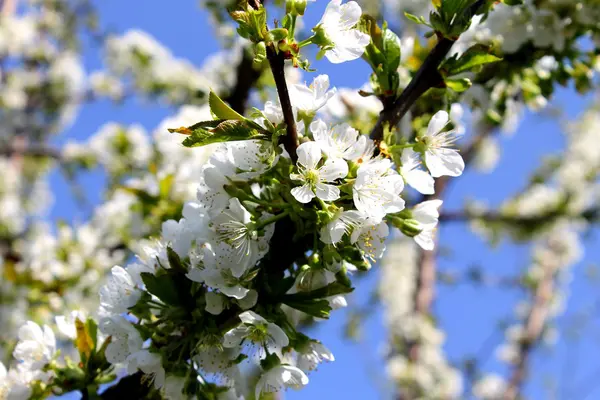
[305,169,320,186]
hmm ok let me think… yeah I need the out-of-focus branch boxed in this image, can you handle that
[503,262,556,400]
[438,268,523,288]
[0,143,63,160]
[224,47,264,114]
[1,0,17,16]
[398,127,496,399]
[439,207,600,224]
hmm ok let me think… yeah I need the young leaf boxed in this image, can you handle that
[141,272,181,306]
[445,78,472,92]
[404,12,427,26]
[208,91,244,121]
[383,28,401,73]
[75,318,94,363]
[172,119,271,148]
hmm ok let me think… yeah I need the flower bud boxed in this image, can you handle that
[396,218,422,237]
[266,28,289,43]
[253,41,267,66]
[286,0,308,16]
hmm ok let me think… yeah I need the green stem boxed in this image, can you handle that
[290,15,297,38]
[297,35,315,48]
[389,144,416,151]
[255,210,290,230]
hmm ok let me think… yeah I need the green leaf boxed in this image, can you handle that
[383,28,401,72]
[141,272,181,306]
[166,246,186,273]
[283,282,354,302]
[445,78,472,92]
[404,11,427,25]
[208,91,244,121]
[441,45,502,76]
[75,318,94,364]
[283,299,332,319]
[170,119,271,148]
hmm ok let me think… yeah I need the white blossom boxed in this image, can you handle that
[310,119,372,162]
[400,149,435,195]
[412,200,443,251]
[127,350,166,389]
[291,75,336,116]
[291,141,348,203]
[353,158,405,221]
[255,365,309,399]
[297,341,335,372]
[99,315,143,364]
[223,311,289,356]
[13,321,56,370]
[316,0,370,63]
[419,111,465,178]
[99,266,141,314]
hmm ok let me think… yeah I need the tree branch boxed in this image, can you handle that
[266,45,298,163]
[370,38,454,141]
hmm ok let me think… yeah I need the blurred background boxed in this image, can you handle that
[2,0,600,399]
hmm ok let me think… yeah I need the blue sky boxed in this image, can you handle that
[48,1,600,399]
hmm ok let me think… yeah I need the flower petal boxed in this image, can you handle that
[291,184,315,203]
[319,158,348,181]
[425,148,465,177]
[338,1,363,30]
[315,183,340,201]
[296,141,322,170]
[405,169,435,195]
[426,110,450,137]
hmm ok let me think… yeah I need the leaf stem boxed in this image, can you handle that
[255,210,290,230]
[297,35,315,48]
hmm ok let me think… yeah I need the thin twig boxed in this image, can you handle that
[266,45,299,163]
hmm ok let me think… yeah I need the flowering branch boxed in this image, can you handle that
[266,45,299,162]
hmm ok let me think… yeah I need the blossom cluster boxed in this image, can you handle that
[92,56,464,397]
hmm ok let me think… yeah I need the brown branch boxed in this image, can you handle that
[503,263,556,400]
[266,45,298,163]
